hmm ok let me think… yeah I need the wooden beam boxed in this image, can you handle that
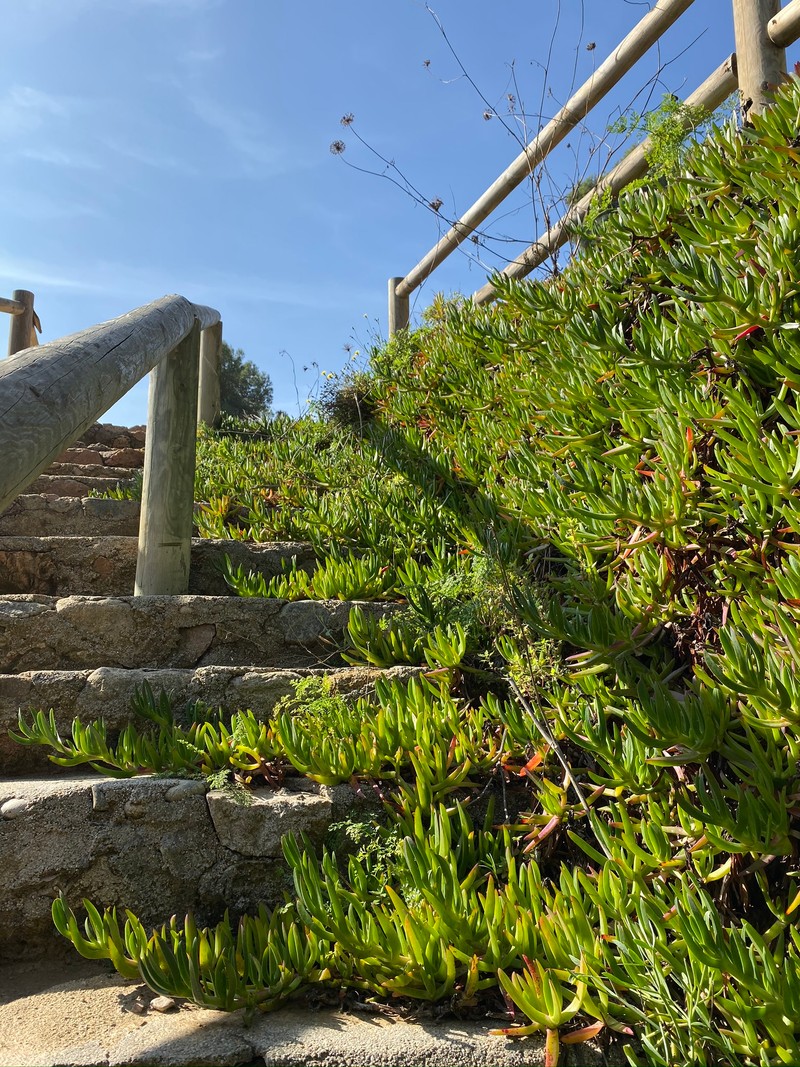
[7,290,34,357]
[732,0,786,117]
[135,319,201,596]
[388,277,410,336]
[472,54,738,305]
[0,296,25,316]
[197,320,223,427]
[396,0,697,298]
[768,0,800,47]
[0,294,220,515]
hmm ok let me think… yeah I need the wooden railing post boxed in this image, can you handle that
[197,320,223,427]
[732,0,786,117]
[135,318,201,596]
[7,290,34,357]
[388,277,409,336]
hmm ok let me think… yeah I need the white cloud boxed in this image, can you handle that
[0,86,69,138]
[185,93,292,176]
[0,252,376,313]
[17,146,102,170]
[102,135,196,173]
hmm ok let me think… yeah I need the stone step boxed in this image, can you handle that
[74,422,146,450]
[0,594,392,673]
[41,463,140,481]
[0,772,358,961]
[0,962,559,1067]
[0,663,417,774]
[0,495,141,537]
[29,474,138,497]
[52,447,144,470]
[0,536,315,597]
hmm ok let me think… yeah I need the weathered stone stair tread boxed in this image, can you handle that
[0,495,141,536]
[0,961,576,1067]
[0,773,356,960]
[30,473,136,497]
[43,462,140,480]
[0,536,315,596]
[55,447,144,468]
[70,422,146,449]
[0,593,391,672]
[0,664,419,774]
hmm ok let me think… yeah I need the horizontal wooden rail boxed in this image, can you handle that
[393,0,696,303]
[769,0,800,46]
[387,1,800,331]
[0,296,25,316]
[0,293,222,594]
[472,54,738,304]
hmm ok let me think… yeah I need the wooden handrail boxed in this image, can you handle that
[388,0,800,330]
[769,0,800,46]
[472,54,738,304]
[391,0,697,311]
[0,297,25,316]
[0,293,223,595]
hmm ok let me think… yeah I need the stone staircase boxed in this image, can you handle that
[0,423,401,960]
[0,424,593,1067]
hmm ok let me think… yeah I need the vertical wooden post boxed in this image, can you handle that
[197,320,223,427]
[7,290,34,357]
[135,319,200,596]
[388,277,410,336]
[732,0,786,117]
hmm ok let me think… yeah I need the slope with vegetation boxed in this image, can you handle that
[18,76,800,1066]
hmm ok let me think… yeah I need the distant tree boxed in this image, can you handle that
[219,342,273,419]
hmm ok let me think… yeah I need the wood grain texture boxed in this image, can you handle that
[769,0,800,47]
[388,277,410,336]
[397,0,696,297]
[0,294,220,515]
[134,319,201,595]
[733,0,786,116]
[197,320,223,427]
[7,290,34,357]
[0,297,25,316]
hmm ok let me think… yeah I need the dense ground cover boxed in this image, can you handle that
[22,77,800,1065]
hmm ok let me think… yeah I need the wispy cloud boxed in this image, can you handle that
[185,93,293,177]
[130,0,221,7]
[0,254,104,294]
[102,135,196,173]
[17,146,102,170]
[0,252,375,312]
[0,86,68,138]
[180,47,222,66]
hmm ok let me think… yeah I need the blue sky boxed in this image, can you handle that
[2,0,796,425]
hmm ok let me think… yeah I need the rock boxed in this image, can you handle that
[101,449,143,469]
[55,449,104,466]
[149,996,176,1013]
[0,798,29,819]
[0,594,392,673]
[0,496,140,537]
[0,775,310,958]
[206,781,333,857]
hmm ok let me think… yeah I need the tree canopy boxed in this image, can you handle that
[219,342,273,419]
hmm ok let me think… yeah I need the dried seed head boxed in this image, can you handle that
[340,113,354,127]
[330,140,346,155]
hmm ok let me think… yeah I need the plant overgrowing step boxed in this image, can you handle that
[10,74,800,1067]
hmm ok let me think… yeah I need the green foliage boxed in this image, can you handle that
[223,549,400,602]
[220,341,273,420]
[24,76,800,1063]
